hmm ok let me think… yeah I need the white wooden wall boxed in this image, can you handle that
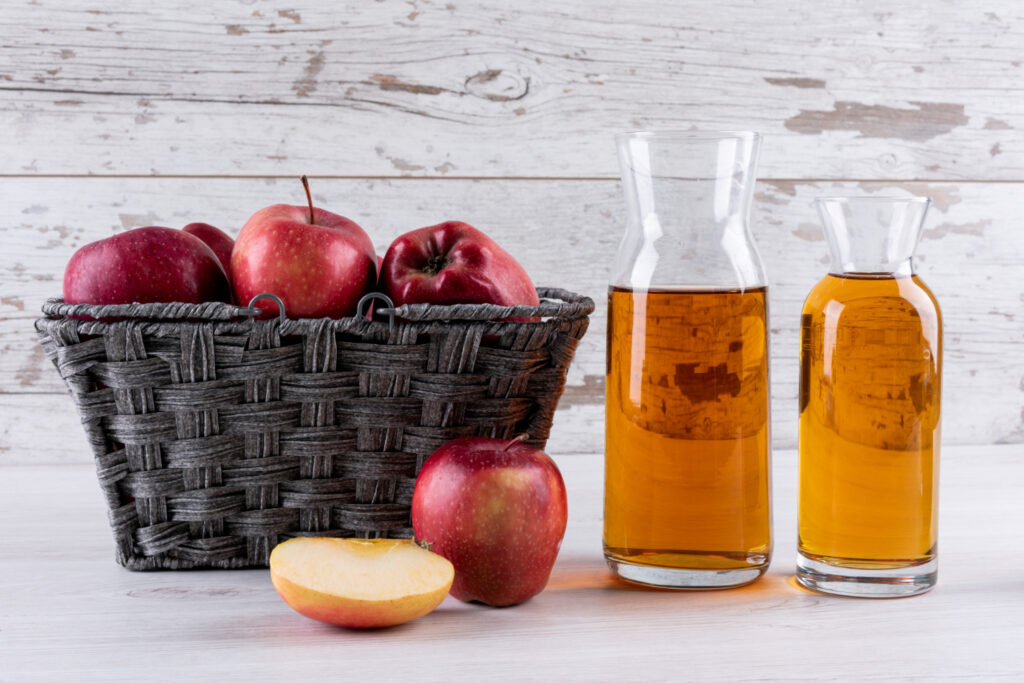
[2,1,1022,463]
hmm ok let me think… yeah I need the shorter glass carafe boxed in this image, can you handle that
[797,196,941,598]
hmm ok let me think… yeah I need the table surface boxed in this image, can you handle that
[2,445,1022,682]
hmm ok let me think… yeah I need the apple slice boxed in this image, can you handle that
[269,537,454,629]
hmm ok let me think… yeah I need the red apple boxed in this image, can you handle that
[63,226,232,306]
[411,435,568,607]
[182,222,234,278]
[379,221,539,308]
[231,176,376,318]
[364,255,384,321]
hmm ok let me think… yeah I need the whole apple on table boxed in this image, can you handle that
[412,435,568,607]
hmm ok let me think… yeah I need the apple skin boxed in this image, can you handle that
[271,573,448,629]
[379,221,539,308]
[412,436,568,607]
[63,226,232,306]
[182,222,234,278]
[231,204,376,318]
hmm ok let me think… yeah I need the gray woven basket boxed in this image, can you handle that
[35,288,593,570]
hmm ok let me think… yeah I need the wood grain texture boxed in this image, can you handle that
[1,0,1022,178]
[2,177,1020,463]
[2,447,1023,681]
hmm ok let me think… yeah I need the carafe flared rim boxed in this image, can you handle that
[814,196,931,205]
[615,130,761,144]
[813,195,932,276]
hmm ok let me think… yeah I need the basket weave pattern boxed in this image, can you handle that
[35,288,593,570]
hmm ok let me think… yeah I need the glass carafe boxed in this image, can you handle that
[604,131,772,589]
[797,196,941,597]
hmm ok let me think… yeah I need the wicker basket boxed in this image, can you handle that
[35,288,593,570]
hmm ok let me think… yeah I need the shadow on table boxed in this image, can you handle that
[543,556,801,601]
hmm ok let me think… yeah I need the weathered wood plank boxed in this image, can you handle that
[1,1,1022,178]
[1,177,1020,463]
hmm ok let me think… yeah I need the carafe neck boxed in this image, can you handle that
[815,197,931,277]
[613,131,765,289]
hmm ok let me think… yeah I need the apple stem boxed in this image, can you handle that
[422,253,452,275]
[301,175,315,224]
[502,434,530,451]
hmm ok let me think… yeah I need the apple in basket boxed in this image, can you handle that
[412,435,568,607]
[270,538,454,629]
[378,221,540,309]
[63,226,232,306]
[231,176,377,319]
[182,222,234,280]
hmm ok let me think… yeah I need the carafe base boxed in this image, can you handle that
[796,552,937,598]
[605,550,769,590]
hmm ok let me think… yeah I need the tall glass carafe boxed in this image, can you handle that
[604,131,772,589]
[797,196,941,597]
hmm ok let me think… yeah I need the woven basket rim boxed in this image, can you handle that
[40,287,595,325]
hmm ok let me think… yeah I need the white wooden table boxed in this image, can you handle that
[2,445,1021,681]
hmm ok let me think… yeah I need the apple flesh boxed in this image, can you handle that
[379,221,539,308]
[270,537,454,629]
[63,226,232,306]
[231,177,376,318]
[412,436,568,607]
[182,222,234,279]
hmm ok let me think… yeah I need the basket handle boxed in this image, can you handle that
[357,292,396,334]
[244,293,288,323]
